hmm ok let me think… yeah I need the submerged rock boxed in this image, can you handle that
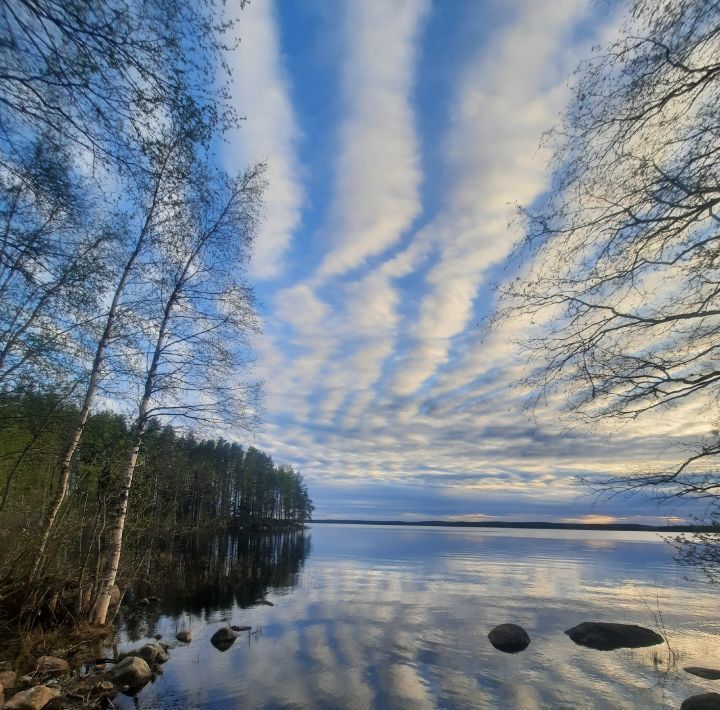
[3,685,60,710]
[230,625,251,632]
[110,656,152,688]
[34,657,69,675]
[681,693,720,710]
[256,599,274,606]
[176,630,191,643]
[685,667,720,681]
[487,624,531,653]
[564,622,663,651]
[210,627,237,652]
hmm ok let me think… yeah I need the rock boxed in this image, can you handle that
[34,658,69,675]
[488,624,531,653]
[153,634,162,641]
[256,599,274,606]
[230,625,251,632]
[147,596,160,603]
[685,667,720,680]
[210,627,237,652]
[40,698,62,710]
[136,598,149,607]
[564,622,663,651]
[123,643,167,665]
[0,672,17,688]
[681,693,720,710]
[3,685,60,710]
[176,630,191,643]
[110,656,152,688]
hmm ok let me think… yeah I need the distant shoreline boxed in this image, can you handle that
[310,519,715,533]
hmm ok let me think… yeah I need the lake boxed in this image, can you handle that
[113,524,720,709]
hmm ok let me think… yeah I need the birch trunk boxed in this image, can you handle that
[29,159,170,579]
[92,269,184,625]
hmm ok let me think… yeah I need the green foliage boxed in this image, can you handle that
[0,391,312,534]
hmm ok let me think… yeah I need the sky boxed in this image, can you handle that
[220,0,710,524]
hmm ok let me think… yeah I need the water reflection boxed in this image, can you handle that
[114,525,720,709]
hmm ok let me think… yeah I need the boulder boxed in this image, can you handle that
[487,624,531,653]
[210,627,237,652]
[564,622,663,651]
[681,693,720,710]
[685,667,720,681]
[110,656,152,688]
[3,685,60,710]
[123,643,167,665]
[34,658,69,675]
[0,672,16,689]
[176,630,191,643]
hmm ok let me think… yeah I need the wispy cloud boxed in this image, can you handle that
[225,0,303,280]
[317,0,429,278]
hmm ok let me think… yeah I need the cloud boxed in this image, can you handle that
[317,0,429,278]
[392,0,594,396]
[231,0,714,524]
[225,0,303,280]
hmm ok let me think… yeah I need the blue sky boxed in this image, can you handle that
[220,0,708,523]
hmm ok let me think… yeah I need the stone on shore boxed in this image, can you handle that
[681,693,720,710]
[110,656,152,688]
[3,685,60,710]
[123,643,168,665]
[34,658,68,675]
[564,622,663,651]
[176,630,191,643]
[685,667,720,681]
[0,673,16,689]
[487,624,531,653]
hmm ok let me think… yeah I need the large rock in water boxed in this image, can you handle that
[210,627,238,652]
[176,629,192,643]
[487,624,531,653]
[564,622,663,651]
[685,667,720,680]
[111,656,152,688]
[3,685,60,709]
[681,693,720,710]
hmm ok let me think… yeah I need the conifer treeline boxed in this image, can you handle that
[1,390,313,533]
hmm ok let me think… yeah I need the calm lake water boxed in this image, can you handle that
[113,524,719,709]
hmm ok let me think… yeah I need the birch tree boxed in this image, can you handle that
[92,162,265,625]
